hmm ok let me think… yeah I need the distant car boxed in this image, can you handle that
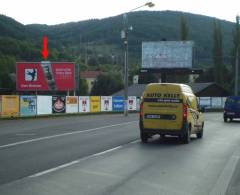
[224,96,240,122]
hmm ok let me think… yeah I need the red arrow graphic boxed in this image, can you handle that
[42,36,49,60]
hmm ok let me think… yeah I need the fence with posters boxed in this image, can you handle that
[1,95,20,117]
[20,96,37,116]
[0,95,226,118]
[199,97,226,108]
[66,96,78,113]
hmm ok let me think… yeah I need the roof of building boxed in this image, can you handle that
[80,71,102,79]
[112,83,230,97]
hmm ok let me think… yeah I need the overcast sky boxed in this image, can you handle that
[0,0,239,25]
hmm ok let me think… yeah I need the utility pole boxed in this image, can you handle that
[235,15,240,96]
[121,2,155,117]
[235,47,239,95]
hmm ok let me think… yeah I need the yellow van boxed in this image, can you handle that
[139,83,204,144]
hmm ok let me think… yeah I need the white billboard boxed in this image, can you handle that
[79,96,90,113]
[37,96,52,115]
[142,41,193,69]
[101,96,113,112]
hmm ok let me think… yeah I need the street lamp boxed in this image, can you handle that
[121,2,155,116]
[235,15,240,96]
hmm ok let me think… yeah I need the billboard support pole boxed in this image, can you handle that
[161,73,167,83]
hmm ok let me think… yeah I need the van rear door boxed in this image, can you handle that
[143,85,183,130]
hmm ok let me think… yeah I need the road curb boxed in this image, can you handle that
[209,154,240,195]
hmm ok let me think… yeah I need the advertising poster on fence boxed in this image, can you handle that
[136,97,141,111]
[90,96,101,112]
[101,96,112,112]
[2,95,19,117]
[20,96,37,116]
[0,96,2,116]
[79,96,90,113]
[199,97,211,108]
[128,96,137,111]
[211,97,223,108]
[66,96,78,113]
[37,96,52,115]
[223,97,227,105]
[112,96,124,112]
[52,96,66,113]
[16,62,76,91]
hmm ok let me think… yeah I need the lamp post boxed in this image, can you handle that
[121,2,155,116]
[235,15,240,96]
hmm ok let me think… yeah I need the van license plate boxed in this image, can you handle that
[145,114,161,119]
[145,114,176,120]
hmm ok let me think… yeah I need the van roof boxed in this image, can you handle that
[145,83,193,93]
[227,96,240,100]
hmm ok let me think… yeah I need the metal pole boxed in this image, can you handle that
[235,15,240,96]
[123,13,128,116]
[77,63,80,96]
[124,35,128,116]
[235,47,239,95]
[121,3,154,116]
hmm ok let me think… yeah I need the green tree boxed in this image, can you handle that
[0,54,16,90]
[90,74,123,95]
[0,73,15,89]
[78,78,88,95]
[212,19,224,85]
[180,15,189,41]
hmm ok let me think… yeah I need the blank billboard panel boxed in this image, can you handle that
[142,41,193,69]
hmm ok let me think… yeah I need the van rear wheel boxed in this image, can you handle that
[224,117,227,122]
[196,130,203,139]
[139,120,148,143]
[197,123,204,139]
[140,132,148,143]
[182,125,190,144]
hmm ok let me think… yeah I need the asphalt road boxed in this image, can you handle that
[0,113,240,195]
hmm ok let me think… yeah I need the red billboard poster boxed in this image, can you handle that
[16,62,76,91]
[52,96,66,113]
[0,96,2,116]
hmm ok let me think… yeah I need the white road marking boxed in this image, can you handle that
[29,139,140,178]
[0,121,138,149]
[92,146,123,157]
[29,160,80,178]
[129,140,140,144]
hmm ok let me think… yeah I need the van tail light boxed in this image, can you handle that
[140,102,144,119]
[183,103,188,121]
